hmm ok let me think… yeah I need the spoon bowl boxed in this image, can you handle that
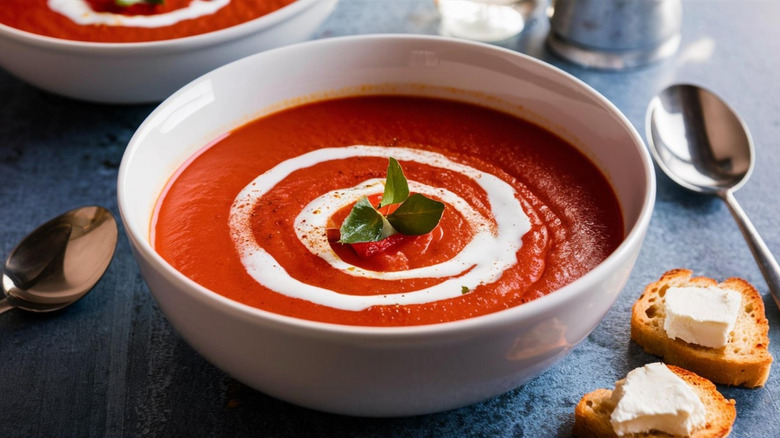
[647,83,780,308]
[647,84,753,194]
[0,206,118,314]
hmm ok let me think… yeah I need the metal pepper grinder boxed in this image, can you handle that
[547,0,683,70]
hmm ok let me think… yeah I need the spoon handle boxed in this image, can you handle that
[0,298,13,314]
[721,191,780,309]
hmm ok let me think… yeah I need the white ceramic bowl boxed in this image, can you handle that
[118,35,655,417]
[0,0,337,104]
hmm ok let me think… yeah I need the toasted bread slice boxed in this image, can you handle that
[631,269,772,388]
[573,364,736,438]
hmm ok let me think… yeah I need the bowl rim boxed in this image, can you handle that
[118,33,656,339]
[0,0,325,52]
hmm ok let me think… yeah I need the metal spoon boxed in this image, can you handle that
[646,83,780,308]
[0,206,117,314]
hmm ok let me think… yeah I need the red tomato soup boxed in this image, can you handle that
[0,0,295,43]
[153,96,624,327]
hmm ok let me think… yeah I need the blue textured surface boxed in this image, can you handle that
[1,0,779,436]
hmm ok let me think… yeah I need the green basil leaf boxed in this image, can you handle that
[386,193,445,235]
[379,157,409,208]
[379,214,397,240]
[339,196,386,243]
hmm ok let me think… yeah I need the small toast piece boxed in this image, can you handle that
[631,269,772,388]
[573,365,736,438]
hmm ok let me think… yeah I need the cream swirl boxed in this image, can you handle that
[229,146,530,311]
[48,0,230,28]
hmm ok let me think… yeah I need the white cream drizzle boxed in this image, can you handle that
[48,0,230,28]
[228,146,530,311]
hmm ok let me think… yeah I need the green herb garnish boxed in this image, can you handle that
[115,0,164,7]
[461,286,470,295]
[338,196,391,244]
[386,193,445,235]
[339,158,445,244]
[378,158,409,208]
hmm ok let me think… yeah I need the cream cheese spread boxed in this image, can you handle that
[610,363,706,436]
[664,285,742,348]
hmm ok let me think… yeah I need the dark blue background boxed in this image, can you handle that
[1,1,778,436]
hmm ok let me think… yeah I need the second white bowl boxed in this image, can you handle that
[0,0,337,104]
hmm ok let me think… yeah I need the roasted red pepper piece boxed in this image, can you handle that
[349,234,413,259]
[86,0,162,15]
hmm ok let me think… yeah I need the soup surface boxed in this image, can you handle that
[0,0,295,42]
[153,96,624,327]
